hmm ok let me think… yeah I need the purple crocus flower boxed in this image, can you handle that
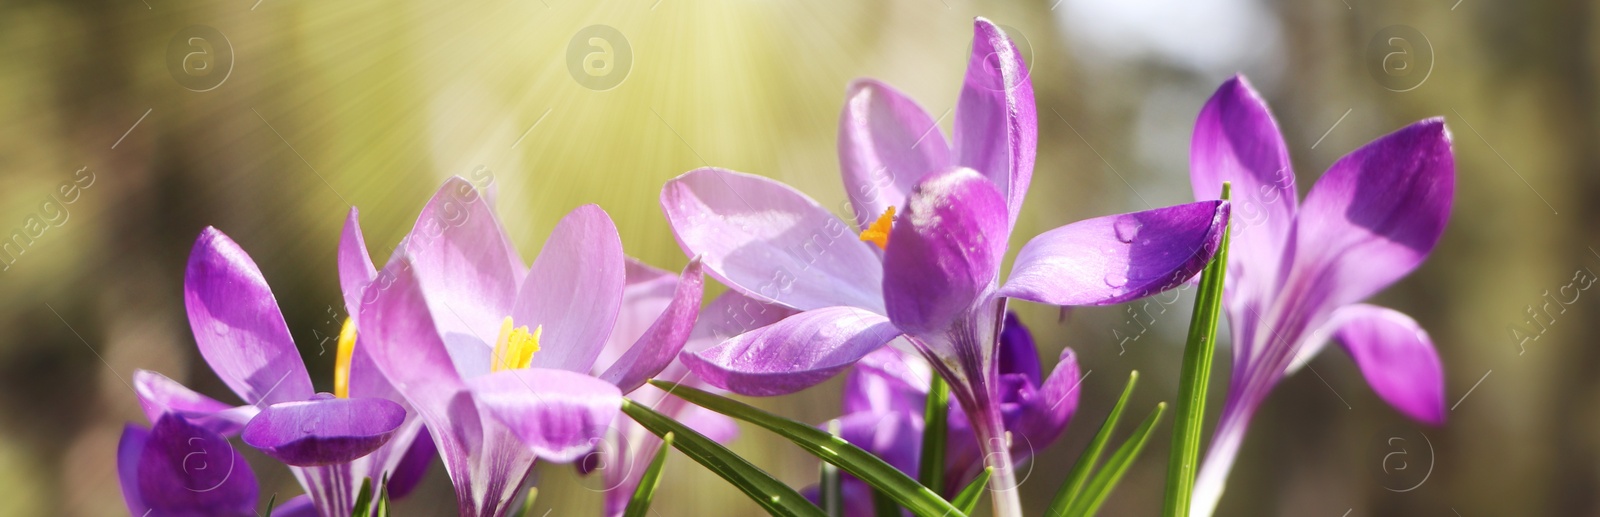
[118,414,265,517]
[817,313,1081,516]
[132,226,428,517]
[356,178,704,517]
[1186,77,1453,516]
[663,18,1229,516]
[587,281,781,516]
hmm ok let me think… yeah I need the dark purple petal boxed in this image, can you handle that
[680,307,902,396]
[1328,304,1445,425]
[133,369,257,436]
[117,424,150,516]
[1191,76,1297,304]
[467,368,623,463]
[185,227,314,406]
[997,312,1041,385]
[136,414,259,517]
[952,18,1036,225]
[999,200,1229,306]
[1011,348,1081,457]
[1289,119,1454,309]
[839,79,952,231]
[883,168,1009,335]
[661,167,886,312]
[399,177,521,376]
[517,205,627,373]
[600,258,705,393]
[384,426,436,499]
[241,396,406,466]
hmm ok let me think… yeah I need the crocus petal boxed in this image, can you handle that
[385,427,437,499]
[952,18,1036,225]
[117,424,150,516]
[883,168,1009,335]
[1012,348,1081,453]
[680,307,902,396]
[999,200,1229,306]
[241,396,406,466]
[837,410,923,476]
[132,369,257,436]
[838,79,952,230]
[398,177,521,377]
[600,258,705,393]
[661,167,886,312]
[467,368,624,463]
[185,227,314,406]
[997,312,1042,385]
[339,207,378,319]
[1289,119,1454,309]
[1190,76,1297,304]
[598,258,679,371]
[360,256,473,449]
[843,347,931,416]
[1315,304,1445,425]
[517,205,627,373]
[137,414,259,516]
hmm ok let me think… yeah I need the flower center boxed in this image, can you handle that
[859,206,896,250]
[334,317,357,398]
[492,316,542,372]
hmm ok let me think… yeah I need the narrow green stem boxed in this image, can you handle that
[1162,182,1232,517]
[918,375,950,494]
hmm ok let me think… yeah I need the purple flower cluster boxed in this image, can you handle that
[116,16,1452,517]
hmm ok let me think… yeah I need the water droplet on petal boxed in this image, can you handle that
[1113,218,1142,244]
[1104,272,1128,288]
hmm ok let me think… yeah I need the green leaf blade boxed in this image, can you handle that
[650,380,964,517]
[1048,371,1140,516]
[952,467,992,514]
[1070,403,1169,517]
[918,375,950,493]
[1163,182,1233,517]
[621,399,827,517]
[622,432,675,517]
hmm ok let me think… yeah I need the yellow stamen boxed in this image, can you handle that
[333,317,357,399]
[859,206,896,250]
[492,316,542,372]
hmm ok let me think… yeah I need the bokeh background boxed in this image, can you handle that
[0,0,1592,514]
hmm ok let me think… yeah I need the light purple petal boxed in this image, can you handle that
[360,256,474,451]
[680,307,902,396]
[952,18,1036,226]
[599,258,705,393]
[883,168,1009,335]
[685,290,802,354]
[661,167,886,312]
[1289,119,1454,309]
[132,369,257,436]
[185,227,314,406]
[339,207,378,319]
[117,424,150,516]
[597,258,679,371]
[1190,76,1297,305]
[1327,304,1446,425]
[838,79,952,230]
[137,414,259,516]
[467,368,623,463]
[1000,201,1229,306]
[517,205,627,373]
[843,347,930,416]
[241,396,406,466]
[398,177,521,377]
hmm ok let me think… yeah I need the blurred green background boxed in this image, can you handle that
[0,0,1593,514]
